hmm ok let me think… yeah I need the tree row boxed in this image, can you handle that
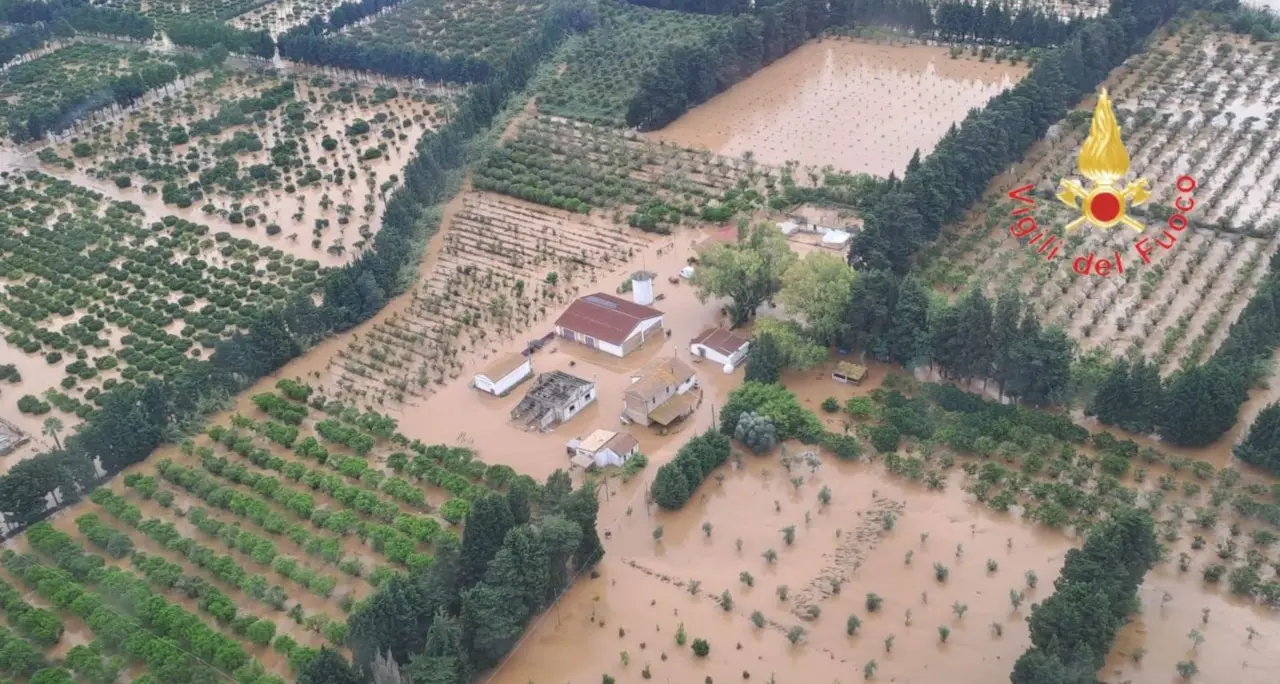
[1009,508,1159,682]
[296,470,604,683]
[0,0,155,40]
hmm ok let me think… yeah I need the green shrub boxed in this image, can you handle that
[17,395,51,415]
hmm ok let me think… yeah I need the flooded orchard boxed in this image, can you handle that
[38,68,457,268]
[204,190,1280,684]
[487,447,1077,684]
[645,40,1028,176]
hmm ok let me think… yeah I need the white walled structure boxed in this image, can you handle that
[473,354,533,396]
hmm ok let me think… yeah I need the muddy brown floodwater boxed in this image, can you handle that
[485,450,1078,684]
[221,191,1276,682]
[645,39,1028,177]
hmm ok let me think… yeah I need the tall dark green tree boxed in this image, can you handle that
[459,494,515,589]
[1235,402,1280,474]
[990,290,1023,393]
[1005,323,1073,406]
[848,188,924,274]
[928,304,965,379]
[954,289,994,382]
[843,268,897,356]
[1126,357,1163,433]
[560,484,603,570]
[1088,358,1133,426]
[651,462,691,510]
[744,331,783,383]
[537,515,583,598]
[459,582,525,670]
[297,647,361,684]
[884,274,930,367]
[484,526,551,617]
[347,573,434,671]
[541,469,572,513]
[505,484,531,525]
[1157,361,1243,446]
[406,610,466,684]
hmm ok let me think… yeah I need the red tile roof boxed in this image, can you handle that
[691,327,750,356]
[555,293,664,345]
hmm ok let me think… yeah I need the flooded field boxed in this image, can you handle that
[923,25,1280,375]
[0,170,328,480]
[7,10,1280,683]
[162,164,1280,683]
[646,40,1028,177]
[231,0,348,35]
[35,68,455,267]
[475,367,1280,684]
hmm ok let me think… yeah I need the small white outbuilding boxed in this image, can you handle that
[569,429,641,469]
[473,353,533,396]
[690,327,751,371]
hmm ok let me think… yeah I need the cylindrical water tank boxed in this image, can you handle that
[631,271,655,306]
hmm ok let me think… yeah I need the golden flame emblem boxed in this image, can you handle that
[1057,88,1150,231]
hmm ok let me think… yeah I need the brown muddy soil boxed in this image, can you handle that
[645,39,1027,177]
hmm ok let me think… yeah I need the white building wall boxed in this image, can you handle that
[628,316,663,341]
[691,343,730,367]
[474,359,533,396]
[557,385,597,423]
[596,340,626,357]
[593,448,622,468]
[691,342,749,369]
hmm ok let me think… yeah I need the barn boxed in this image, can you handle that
[554,293,664,358]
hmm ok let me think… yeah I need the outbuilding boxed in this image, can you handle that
[511,371,597,430]
[554,293,664,358]
[472,353,533,396]
[569,429,641,469]
[832,361,867,384]
[690,327,750,371]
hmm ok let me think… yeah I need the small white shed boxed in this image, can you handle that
[572,429,640,469]
[690,327,750,370]
[473,353,533,396]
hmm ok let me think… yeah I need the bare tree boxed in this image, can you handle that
[372,649,404,684]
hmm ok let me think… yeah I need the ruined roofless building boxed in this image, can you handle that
[510,370,597,430]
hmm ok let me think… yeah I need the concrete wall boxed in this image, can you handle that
[691,342,749,369]
[474,359,533,396]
